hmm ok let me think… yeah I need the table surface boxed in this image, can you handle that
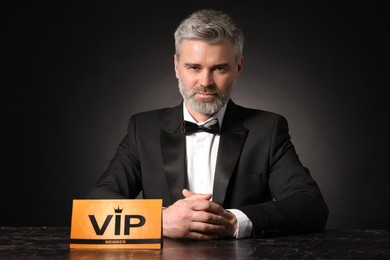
[1,227,389,259]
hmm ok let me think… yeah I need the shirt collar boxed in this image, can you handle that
[183,101,228,127]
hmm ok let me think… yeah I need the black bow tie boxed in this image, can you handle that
[181,118,220,135]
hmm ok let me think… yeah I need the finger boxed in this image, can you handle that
[185,194,213,201]
[191,200,226,215]
[182,189,212,201]
[191,210,229,225]
[182,189,195,197]
[188,221,226,234]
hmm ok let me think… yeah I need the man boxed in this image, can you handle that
[86,9,328,240]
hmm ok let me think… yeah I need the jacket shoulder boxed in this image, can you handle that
[231,102,286,123]
[130,103,181,121]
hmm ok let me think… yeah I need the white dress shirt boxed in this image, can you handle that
[183,102,253,238]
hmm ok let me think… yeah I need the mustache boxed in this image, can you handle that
[193,85,218,94]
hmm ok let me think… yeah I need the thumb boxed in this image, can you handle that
[182,189,213,200]
[182,188,195,197]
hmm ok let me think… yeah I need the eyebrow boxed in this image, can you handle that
[184,63,200,67]
[184,63,230,69]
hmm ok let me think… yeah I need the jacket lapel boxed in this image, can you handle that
[213,100,248,206]
[160,103,186,204]
[159,100,248,206]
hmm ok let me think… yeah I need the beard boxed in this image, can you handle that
[178,79,232,115]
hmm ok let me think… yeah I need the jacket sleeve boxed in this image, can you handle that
[85,115,142,199]
[237,115,329,237]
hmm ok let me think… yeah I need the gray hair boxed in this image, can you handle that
[174,9,244,62]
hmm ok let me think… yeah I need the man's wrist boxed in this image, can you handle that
[226,209,253,239]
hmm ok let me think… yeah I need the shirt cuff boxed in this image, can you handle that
[226,209,253,239]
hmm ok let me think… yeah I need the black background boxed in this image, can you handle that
[2,1,389,231]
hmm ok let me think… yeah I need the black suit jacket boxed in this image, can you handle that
[87,100,329,237]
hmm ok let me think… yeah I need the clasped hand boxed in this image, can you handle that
[162,189,237,240]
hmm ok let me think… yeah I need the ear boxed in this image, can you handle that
[236,56,243,77]
[174,54,180,79]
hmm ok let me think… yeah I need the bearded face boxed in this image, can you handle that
[174,39,242,118]
[178,78,232,115]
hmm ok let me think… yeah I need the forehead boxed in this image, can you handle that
[178,39,236,64]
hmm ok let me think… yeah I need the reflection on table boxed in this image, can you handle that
[1,227,389,259]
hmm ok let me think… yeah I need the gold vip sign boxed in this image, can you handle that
[70,199,162,249]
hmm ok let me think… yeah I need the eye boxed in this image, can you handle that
[186,65,201,71]
[214,65,228,72]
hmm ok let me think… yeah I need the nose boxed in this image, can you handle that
[198,70,214,87]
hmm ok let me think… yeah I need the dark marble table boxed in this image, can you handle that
[1,227,389,259]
